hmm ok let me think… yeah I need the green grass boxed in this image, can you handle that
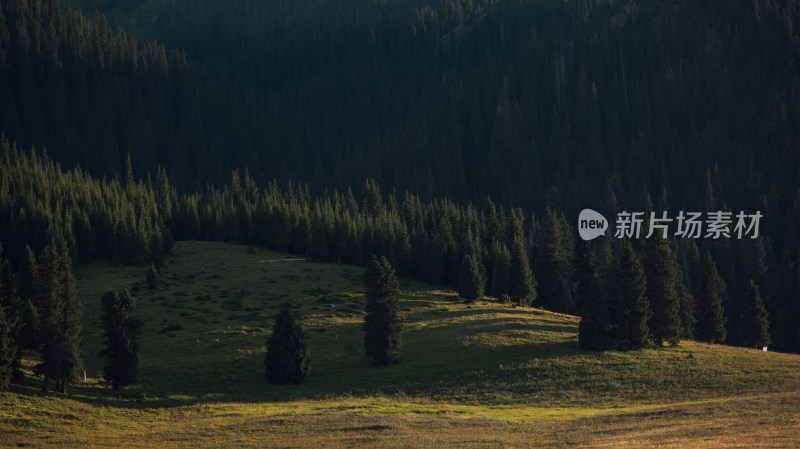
[2,240,800,448]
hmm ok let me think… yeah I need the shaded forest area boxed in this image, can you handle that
[2,137,799,354]
[0,0,799,352]
[1,0,797,215]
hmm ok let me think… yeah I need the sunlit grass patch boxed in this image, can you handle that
[4,241,800,448]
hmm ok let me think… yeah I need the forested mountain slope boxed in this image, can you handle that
[3,0,798,219]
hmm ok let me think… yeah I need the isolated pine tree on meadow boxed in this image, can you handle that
[99,290,142,389]
[738,280,771,349]
[265,305,311,384]
[363,256,402,365]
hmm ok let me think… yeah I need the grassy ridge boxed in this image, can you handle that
[2,241,800,447]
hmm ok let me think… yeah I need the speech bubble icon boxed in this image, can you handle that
[578,209,608,241]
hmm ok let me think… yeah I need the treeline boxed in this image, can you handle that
[62,0,799,220]
[2,138,799,355]
[0,137,172,266]
[0,238,82,393]
[0,0,797,222]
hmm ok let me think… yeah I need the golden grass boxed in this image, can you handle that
[2,240,799,448]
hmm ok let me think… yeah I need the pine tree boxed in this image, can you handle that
[738,280,771,349]
[37,239,82,393]
[56,239,82,394]
[576,240,606,350]
[489,241,511,298]
[36,241,61,393]
[124,152,135,189]
[146,263,159,290]
[457,253,485,302]
[17,245,37,306]
[182,200,201,240]
[573,239,596,316]
[509,238,536,306]
[363,256,402,365]
[310,212,330,263]
[361,179,383,218]
[17,299,38,355]
[0,249,15,390]
[614,240,651,350]
[99,290,141,389]
[264,305,311,384]
[0,245,19,386]
[641,237,682,346]
[0,300,14,390]
[677,283,696,340]
[16,245,38,353]
[695,250,727,344]
[534,208,574,313]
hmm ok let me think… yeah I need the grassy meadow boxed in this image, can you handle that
[2,241,800,448]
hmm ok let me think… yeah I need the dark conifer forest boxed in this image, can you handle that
[1,0,800,370]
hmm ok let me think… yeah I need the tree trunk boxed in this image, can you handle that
[42,377,49,393]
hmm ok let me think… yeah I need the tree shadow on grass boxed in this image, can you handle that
[9,307,587,410]
[8,373,199,410]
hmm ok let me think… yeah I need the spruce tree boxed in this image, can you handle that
[614,240,651,350]
[56,240,82,394]
[36,241,62,393]
[695,250,727,344]
[17,299,38,355]
[17,245,37,306]
[573,239,596,316]
[678,283,696,340]
[16,245,38,353]
[146,263,159,290]
[0,249,15,389]
[0,246,20,385]
[457,253,485,302]
[264,305,311,384]
[489,241,511,298]
[99,290,141,389]
[509,238,536,306]
[534,208,574,313]
[738,280,771,349]
[641,237,682,346]
[576,241,606,351]
[37,240,82,393]
[363,256,402,365]
[361,179,383,218]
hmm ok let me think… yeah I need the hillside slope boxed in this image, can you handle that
[1,241,800,447]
